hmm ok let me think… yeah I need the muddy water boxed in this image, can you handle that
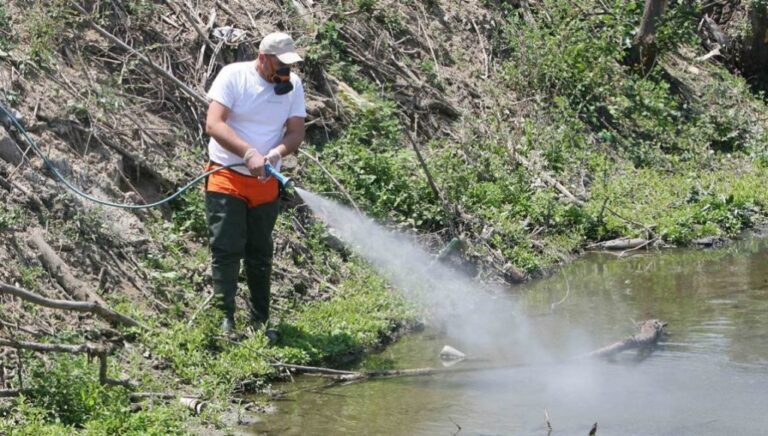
[252,235,768,435]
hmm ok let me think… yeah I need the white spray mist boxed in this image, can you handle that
[296,188,548,362]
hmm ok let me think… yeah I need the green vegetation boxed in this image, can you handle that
[1,355,187,435]
[0,206,26,230]
[296,0,767,278]
[0,204,416,433]
[0,3,11,52]
[305,102,446,229]
[492,0,767,257]
[143,260,413,397]
[170,188,208,237]
[26,1,76,68]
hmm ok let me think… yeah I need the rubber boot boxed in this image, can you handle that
[206,192,248,334]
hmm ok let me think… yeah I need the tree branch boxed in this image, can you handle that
[0,281,143,329]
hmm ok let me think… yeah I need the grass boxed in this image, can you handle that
[142,259,415,397]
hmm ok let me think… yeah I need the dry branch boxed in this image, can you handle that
[0,389,23,398]
[298,149,362,213]
[28,228,107,307]
[0,338,104,355]
[164,0,216,50]
[513,153,585,206]
[405,123,458,238]
[69,2,207,106]
[0,281,142,328]
[0,338,133,388]
[271,363,357,376]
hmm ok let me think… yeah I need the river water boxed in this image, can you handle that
[252,234,768,435]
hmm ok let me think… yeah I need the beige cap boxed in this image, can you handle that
[259,32,302,64]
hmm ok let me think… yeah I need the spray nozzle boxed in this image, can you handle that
[264,163,293,190]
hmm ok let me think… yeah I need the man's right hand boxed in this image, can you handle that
[244,149,266,178]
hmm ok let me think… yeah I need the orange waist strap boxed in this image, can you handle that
[205,162,279,208]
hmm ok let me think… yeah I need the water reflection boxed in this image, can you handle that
[253,235,768,435]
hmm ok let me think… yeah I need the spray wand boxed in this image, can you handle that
[264,163,297,200]
[264,163,293,190]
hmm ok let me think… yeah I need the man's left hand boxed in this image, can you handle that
[265,149,282,167]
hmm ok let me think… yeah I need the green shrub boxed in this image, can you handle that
[305,101,445,230]
[25,354,128,427]
[171,188,207,237]
[27,1,77,67]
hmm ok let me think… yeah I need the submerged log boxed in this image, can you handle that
[276,320,667,382]
[272,361,524,382]
[587,319,666,359]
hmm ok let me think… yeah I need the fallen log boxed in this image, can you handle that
[128,392,207,415]
[0,281,142,328]
[28,228,107,306]
[589,237,649,250]
[587,319,666,359]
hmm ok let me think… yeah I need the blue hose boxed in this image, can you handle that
[0,103,291,209]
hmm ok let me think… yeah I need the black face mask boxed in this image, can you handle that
[273,66,294,95]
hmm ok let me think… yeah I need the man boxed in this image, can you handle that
[204,32,306,336]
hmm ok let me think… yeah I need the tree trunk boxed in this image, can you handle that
[628,0,668,71]
[744,3,768,84]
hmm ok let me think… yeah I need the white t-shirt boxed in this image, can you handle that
[206,61,307,175]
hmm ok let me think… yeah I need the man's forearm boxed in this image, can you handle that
[208,121,252,158]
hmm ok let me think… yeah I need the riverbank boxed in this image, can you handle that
[0,258,419,434]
